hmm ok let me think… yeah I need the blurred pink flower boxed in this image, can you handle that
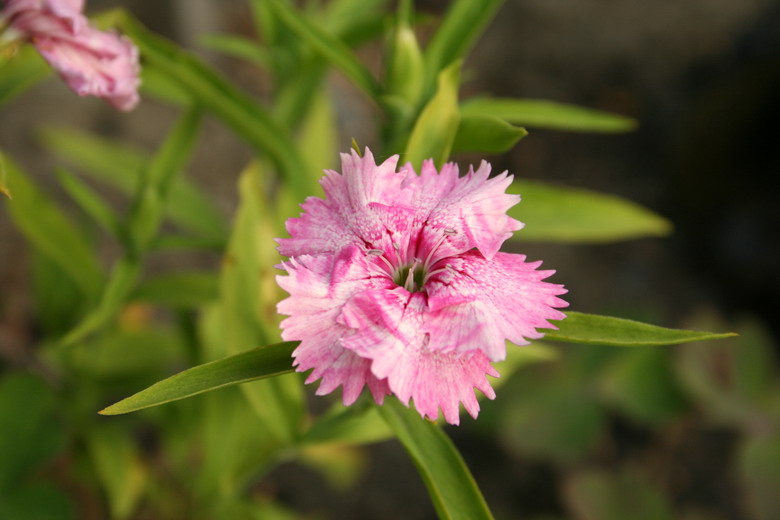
[277,149,568,425]
[1,0,140,110]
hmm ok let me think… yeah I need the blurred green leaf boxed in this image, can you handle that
[217,163,305,443]
[461,98,638,133]
[0,482,73,520]
[500,374,604,462]
[1,153,102,299]
[128,106,202,251]
[65,328,183,379]
[0,374,64,492]
[543,312,736,346]
[379,399,494,520]
[86,426,146,520]
[452,115,527,154]
[385,21,424,107]
[132,271,218,309]
[599,348,687,424]
[675,318,777,428]
[0,44,51,107]
[298,91,338,193]
[39,126,226,243]
[563,470,675,520]
[323,0,389,36]
[56,169,121,237]
[117,12,311,200]
[139,65,191,105]
[303,401,393,446]
[99,341,297,415]
[739,434,780,520]
[200,34,270,66]
[299,443,367,491]
[62,258,140,346]
[32,250,84,336]
[0,151,10,199]
[423,0,502,96]
[264,0,380,99]
[405,60,461,169]
[492,342,559,390]
[510,180,672,243]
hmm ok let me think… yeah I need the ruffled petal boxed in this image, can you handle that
[403,159,523,260]
[340,289,498,424]
[277,246,392,405]
[427,251,568,361]
[279,149,414,257]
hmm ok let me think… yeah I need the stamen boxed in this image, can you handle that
[424,228,457,268]
[423,263,456,285]
[366,248,395,274]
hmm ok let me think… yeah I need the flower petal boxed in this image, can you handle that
[403,159,523,260]
[278,149,413,257]
[277,246,392,404]
[427,251,568,361]
[340,289,498,424]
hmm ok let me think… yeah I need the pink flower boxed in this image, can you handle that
[277,149,567,424]
[1,0,140,110]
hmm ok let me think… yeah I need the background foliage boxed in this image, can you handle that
[1,1,777,519]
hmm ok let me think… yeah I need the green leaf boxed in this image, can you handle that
[385,22,424,106]
[379,399,494,520]
[510,180,672,243]
[0,44,51,107]
[423,0,502,95]
[62,257,141,346]
[460,98,637,133]
[132,271,218,309]
[86,426,146,520]
[200,34,270,66]
[99,341,297,415]
[128,106,203,252]
[39,126,226,242]
[264,0,380,99]
[0,375,64,492]
[117,12,310,200]
[215,163,305,443]
[56,169,121,237]
[303,401,393,446]
[1,153,102,299]
[452,115,527,154]
[298,91,338,193]
[405,61,461,169]
[543,311,736,346]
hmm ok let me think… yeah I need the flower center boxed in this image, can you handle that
[367,228,457,293]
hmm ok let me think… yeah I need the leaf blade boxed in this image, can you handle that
[461,97,637,133]
[379,399,494,520]
[99,341,297,415]
[543,312,736,346]
[510,180,672,243]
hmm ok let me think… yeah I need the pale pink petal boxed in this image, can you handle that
[403,159,523,260]
[427,251,568,361]
[278,149,414,257]
[277,246,392,404]
[340,289,498,424]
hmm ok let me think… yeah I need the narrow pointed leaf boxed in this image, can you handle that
[39,126,226,242]
[461,98,637,133]
[264,0,380,99]
[543,312,736,346]
[452,115,527,154]
[56,169,121,237]
[0,152,10,199]
[423,0,502,94]
[116,11,310,200]
[1,153,102,298]
[99,342,297,415]
[379,399,494,520]
[405,61,461,169]
[199,34,270,66]
[131,271,218,308]
[510,180,672,243]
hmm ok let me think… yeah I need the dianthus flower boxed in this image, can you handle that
[1,0,140,110]
[277,149,567,424]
